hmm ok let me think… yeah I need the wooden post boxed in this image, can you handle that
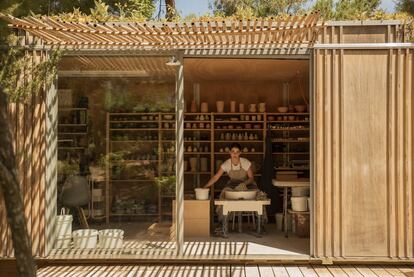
[175,51,185,255]
[44,72,58,255]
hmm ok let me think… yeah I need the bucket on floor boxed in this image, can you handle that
[195,188,209,200]
[72,229,98,249]
[54,235,72,249]
[275,213,284,231]
[291,187,310,197]
[291,197,308,211]
[296,214,310,237]
[56,208,72,238]
[98,229,124,249]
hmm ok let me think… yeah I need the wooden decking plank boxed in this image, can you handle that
[368,266,393,277]
[325,266,349,277]
[311,265,334,277]
[231,265,246,277]
[271,265,289,277]
[339,265,364,277]
[381,265,407,277]
[298,265,318,277]
[258,266,276,277]
[285,265,304,277]
[392,265,414,274]
[245,266,260,277]
[354,265,379,277]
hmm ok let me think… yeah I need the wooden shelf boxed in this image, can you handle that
[273,152,310,155]
[110,120,159,123]
[58,123,87,126]
[270,128,310,131]
[268,121,310,123]
[272,140,310,143]
[110,128,159,131]
[275,167,310,171]
[288,209,310,214]
[214,121,264,123]
[184,152,210,155]
[214,129,263,131]
[214,140,262,143]
[267,113,309,115]
[110,179,156,182]
[59,108,87,111]
[184,172,211,174]
[110,213,158,216]
[184,140,210,143]
[58,147,85,150]
[59,132,87,135]
[214,152,263,154]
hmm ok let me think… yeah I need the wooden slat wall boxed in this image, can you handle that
[0,50,48,257]
[313,48,414,259]
[318,23,408,44]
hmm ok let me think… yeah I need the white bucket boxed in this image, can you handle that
[54,235,72,249]
[291,187,310,197]
[56,209,72,238]
[99,229,124,249]
[291,197,308,212]
[72,229,98,249]
[195,188,209,200]
[275,213,284,231]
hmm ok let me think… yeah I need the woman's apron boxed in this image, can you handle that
[216,162,257,221]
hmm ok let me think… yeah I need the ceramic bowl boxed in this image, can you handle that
[294,105,307,112]
[225,190,257,200]
[277,106,288,113]
[288,115,296,121]
[164,115,173,120]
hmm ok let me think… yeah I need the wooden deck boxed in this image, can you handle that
[36,264,414,276]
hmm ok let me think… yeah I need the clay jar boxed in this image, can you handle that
[239,103,245,113]
[200,102,209,113]
[189,157,197,172]
[230,101,236,113]
[190,100,197,113]
[216,101,225,113]
[200,157,208,172]
[258,103,266,113]
[249,104,257,113]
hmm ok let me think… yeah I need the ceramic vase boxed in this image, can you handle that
[239,103,245,113]
[200,157,208,172]
[190,100,197,113]
[230,101,236,113]
[258,103,266,112]
[249,104,257,113]
[200,102,209,113]
[189,157,197,172]
[216,101,224,113]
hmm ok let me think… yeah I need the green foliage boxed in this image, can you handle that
[396,0,414,15]
[312,0,334,20]
[212,0,307,17]
[0,46,61,103]
[311,0,383,20]
[155,176,176,195]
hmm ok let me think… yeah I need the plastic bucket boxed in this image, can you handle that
[291,187,310,197]
[54,235,72,249]
[275,213,284,231]
[98,229,124,249]
[195,188,209,200]
[291,197,308,212]
[56,212,72,238]
[72,229,98,249]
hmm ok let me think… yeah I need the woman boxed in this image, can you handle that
[204,143,257,235]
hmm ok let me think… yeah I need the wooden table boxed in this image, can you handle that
[272,179,310,237]
[214,199,271,237]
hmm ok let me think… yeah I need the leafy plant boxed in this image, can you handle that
[155,176,176,195]
[57,160,79,176]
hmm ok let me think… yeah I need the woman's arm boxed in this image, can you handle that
[243,166,255,185]
[204,167,224,188]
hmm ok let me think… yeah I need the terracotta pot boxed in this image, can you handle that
[249,104,257,113]
[189,157,197,172]
[190,100,197,113]
[200,102,209,113]
[230,101,236,113]
[200,157,208,172]
[239,103,245,113]
[216,101,224,112]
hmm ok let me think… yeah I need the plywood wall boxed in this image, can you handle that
[313,48,414,259]
[0,51,48,257]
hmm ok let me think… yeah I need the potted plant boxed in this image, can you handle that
[155,176,176,196]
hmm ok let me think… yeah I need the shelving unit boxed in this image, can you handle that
[104,111,310,223]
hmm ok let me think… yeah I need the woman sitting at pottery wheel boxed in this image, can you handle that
[204,143,258,232]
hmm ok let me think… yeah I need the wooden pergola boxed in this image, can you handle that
[2,13,322,49]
